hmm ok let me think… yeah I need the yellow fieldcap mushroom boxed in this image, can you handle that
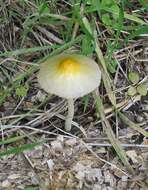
[38,54,101,131]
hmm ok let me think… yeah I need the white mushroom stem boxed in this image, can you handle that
[65,98,74,131]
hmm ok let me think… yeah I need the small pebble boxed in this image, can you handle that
[121,175,128,182]
[135,115,144,123]
[31,90,46,102]
[2,179,11,188]
[51,140,63,152]
[47,159,54,171]
[142,104,148,111]
[28,172,38,185]
[87,116,93,121]
[93,184,102,190]
[8,174,20,180]
[104,170,111,183]
[65,138,77,146]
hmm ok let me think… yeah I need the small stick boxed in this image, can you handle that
[81,140,129,176]
[65,98,74,131]
[87,143,148,148]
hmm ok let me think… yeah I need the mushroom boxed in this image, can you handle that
[38,54,101,131]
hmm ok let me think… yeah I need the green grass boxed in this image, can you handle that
[0,141,44,157]
[0,0,148,186]
[24,187,39,190]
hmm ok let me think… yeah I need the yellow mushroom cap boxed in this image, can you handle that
[38,54,101,99]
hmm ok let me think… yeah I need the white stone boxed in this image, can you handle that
[2,180,11,188]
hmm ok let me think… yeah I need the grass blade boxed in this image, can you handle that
[94,35,116,106]
[24,187,39,190]
[124,13,147,25]
[93,91,134,174]
[0,141,43,157]
[118,111,148,137]
[0,45,57,57]
[0,135,27,146]
[82,17,116,106]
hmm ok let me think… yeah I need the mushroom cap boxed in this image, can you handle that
[38,54,101,99]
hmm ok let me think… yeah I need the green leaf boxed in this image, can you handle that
[127,25,148,41]
[139,0,148,10]
[137,84,148,96]
[106,57,118,73]
[111,4,120,19]
[101,0,114,8]
[127,86,137,96]
[38,2,49,15]
[82,17,93,35]
[24,187,39,190]
[85,4,147,25]
[83,95,90,112]
[94,36,116,106]
[124,12,146,25]
[16,85,29,97]
[92,0,101,16]
[128,72,140,84]
[102,14,112,25]
[82,35,94,55]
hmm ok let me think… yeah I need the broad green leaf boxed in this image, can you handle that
[111,4,120,19]
[16,85,29,97]
[128,72,140,84]
[102,14,112,25]
[101,0,114,8]
[137,84,148,96]
[127,86,137,96]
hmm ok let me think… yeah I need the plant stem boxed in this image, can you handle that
[65,98,74,131]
